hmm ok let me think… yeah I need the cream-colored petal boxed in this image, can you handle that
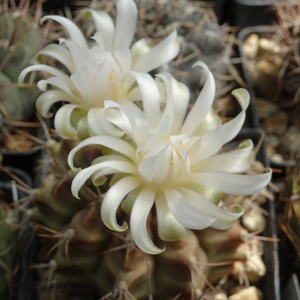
[222,88,250,144]
[114,0,137,48]
[36,90,76,117]
[156,73,189,134]
[19,65,76,92]
[82,9,114,51]
[113,41,132,71]
[163,187,217,230]
[178,187,244,230]
[186,170,272,196]
[71,160,135,198]
[68,135,137,171]
[40,15,88,48]
[35,44,76,74]
[192,139,253,173]
[130,38,152,67]
[125,71,161,128]
[155,192,187,241]
[132,30,180,73]
[54,104,85,139]
[130,188,164,254]
[87,107,124,138]
[189,124,225,164]
[101,175,140,231]
[180,62,216,135]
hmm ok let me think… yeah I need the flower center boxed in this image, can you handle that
[136,135,193,190]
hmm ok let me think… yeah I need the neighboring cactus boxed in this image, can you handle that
[0,2,43,139]
[133,0,245,103]
[0,201,18,299]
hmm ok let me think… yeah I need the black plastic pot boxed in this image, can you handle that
[0,117,49,180]
[224,0,277,27]
[234,128,281,300]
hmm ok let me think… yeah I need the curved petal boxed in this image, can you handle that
[180,62,216,136]
[113,41,132,70]
[193,108,221,136]
[114,0,137,48]
[132,30,180,73]
[101,175,140,231]
[38,76,77,96]
[130,38,152,67]
[19,65,75,91]
[130,187,164,254]
[156,73,189,134]
[192,139,253,173]
[189,124,225,164]
[87,107,124,138]
[82,9,114,51]
[68,135,137,171]
[35,44,76,74]
[163,188,217,230]
[138,145,171,184]
[91,155,132,185]
[103,99,149,144]
[221,88,250,143]
[40,15,88,48]
[155,192,187,241]
[178,187,244,230]
[54,104,85,139]
[71,160,136,198]
[186,170,272,196]
[36,90,77,117]
[124,71,161,129]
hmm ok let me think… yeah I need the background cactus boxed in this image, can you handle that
[0,0,45,159]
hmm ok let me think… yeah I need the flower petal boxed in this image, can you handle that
[103,99,149,143]
[130,187,164,254]
[82,9,114,51]
[192,139,253,173]
[35,44,76,74]
[178,187,244,230]
[90,155,134,186]
[114,41,132,70]
[156,73,189,134]
[180,62,216,135]
[18,65,75,91]
[71,160,136,198]
[186,170,272,195]
[101,175,140,231]
[189,124,225,164]
[40,15,88,48]
[114,0,137,48]
[132,30,180,73]
[87,107,124,138]
[124,71,161,129]
[54,104,86,139]
[68,135,137,171]
[163,188,217,230]
[36,90,76,117]
[155,192,187,241]
[130,38,152,67]
[221,88,250,143]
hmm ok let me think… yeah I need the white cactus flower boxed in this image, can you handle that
[18,0,179,139]
[68,62,272,254]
